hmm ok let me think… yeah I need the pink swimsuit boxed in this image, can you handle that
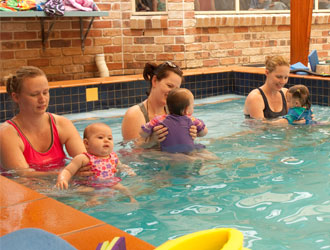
[83,152,121,187]
[6,113,67,171]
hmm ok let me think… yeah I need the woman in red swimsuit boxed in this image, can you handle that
[0,66,87,176]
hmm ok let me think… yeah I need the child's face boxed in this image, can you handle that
[286,92,301,108]
[84,125,114,157]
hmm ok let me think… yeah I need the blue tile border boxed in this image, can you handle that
[1,72,329,122]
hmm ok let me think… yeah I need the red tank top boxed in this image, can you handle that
[6,113,67,171]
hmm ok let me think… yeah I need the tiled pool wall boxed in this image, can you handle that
[1,71,329,123]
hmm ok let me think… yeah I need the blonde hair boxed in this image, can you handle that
[4,66,46,96]
[265,56,290,73]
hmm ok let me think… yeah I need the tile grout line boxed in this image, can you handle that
[0,196,48,209]
[57,222,108,237]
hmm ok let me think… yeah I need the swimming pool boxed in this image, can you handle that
[52,95,329,249]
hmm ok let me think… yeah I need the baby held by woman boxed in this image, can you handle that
[56,123,137,204]
[140,88,208,154]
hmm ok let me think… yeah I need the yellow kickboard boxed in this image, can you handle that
[155,228,251,250]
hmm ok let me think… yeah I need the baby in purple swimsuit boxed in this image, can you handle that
[140,88,208,154]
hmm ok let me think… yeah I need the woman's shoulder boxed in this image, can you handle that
[0,121,14,135]
[51,113,72,125]
[246,88,263,102]
[124,103,145,119]
[281,87,288,95]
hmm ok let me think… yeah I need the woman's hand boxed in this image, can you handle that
[189,125,197,140]
[153,125,168,142]
[75,164,93,177]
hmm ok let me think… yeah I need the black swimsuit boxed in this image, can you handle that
[245,88,287,119]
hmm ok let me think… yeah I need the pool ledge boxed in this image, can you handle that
[1,66,329,93]
[0,176,155,250]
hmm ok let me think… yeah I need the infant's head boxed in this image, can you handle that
[83,123,114,157]
[286,85,311,109]
[167,88,194,116]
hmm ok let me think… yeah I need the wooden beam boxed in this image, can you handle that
[290,0,313,65]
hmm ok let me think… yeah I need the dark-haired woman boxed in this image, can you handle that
[122,62,197,147]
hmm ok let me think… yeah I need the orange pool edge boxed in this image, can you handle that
[0,176,155,250]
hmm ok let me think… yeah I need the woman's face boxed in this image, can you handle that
[13,75,50,115]
[266,65,290,91]
[152,71,182,105]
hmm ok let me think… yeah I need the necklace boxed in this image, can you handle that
[145,99,167,120]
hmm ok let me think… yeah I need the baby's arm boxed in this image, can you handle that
[56,154,89,190]
[117,160,136,176]
[198,125,208,137]
[191,117,207,137]
[140,116,163,138]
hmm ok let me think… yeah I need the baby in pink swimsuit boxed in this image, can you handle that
[56,123,136,204]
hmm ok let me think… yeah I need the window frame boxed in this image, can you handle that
[132,0,330,15]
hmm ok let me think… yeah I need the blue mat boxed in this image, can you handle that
[0,228,77,250]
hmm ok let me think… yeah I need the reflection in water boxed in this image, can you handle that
[236,192,313,208]
[170,205,222,214]
[279,202,330,224]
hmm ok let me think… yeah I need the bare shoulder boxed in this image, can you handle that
[124,104,142,118]
[0,122,17,139]
[122,104,146,141]
[52,113,73,126]
[244,89,263,107]
[246,88,262,99]
[244,88,265,119]
[123,104,145,124]
[52,113,77,133]
[281,87,288,95]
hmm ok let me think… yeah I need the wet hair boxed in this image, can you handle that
[265,55,290,73]
[167,88,193,115]
[288,84,311,109]
[4,66,46,97]
[143,61,183,96]
[83,122,111,139]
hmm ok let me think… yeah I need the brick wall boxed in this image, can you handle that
[1,0,329,82]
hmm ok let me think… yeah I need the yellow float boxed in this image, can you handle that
[155,228,251,250]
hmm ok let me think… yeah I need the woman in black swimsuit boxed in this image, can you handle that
[244,55,290,120]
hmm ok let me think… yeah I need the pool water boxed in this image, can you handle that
[56,95,329,249]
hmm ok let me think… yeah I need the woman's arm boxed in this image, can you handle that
[122,105,168,147]
[244,90,265,120]
[122,105,147,141]
[55,114,86,157]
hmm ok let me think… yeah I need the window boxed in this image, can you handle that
[135,0,166,12]
[193,0,330,12]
